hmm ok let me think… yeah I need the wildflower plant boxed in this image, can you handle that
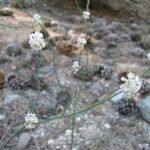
[0,0,150,150]
[72,61,81,74]
[120,73,142,98]
[82,11,90,20]
[29,31,46,51]
[77,37,87,49]
[33,14,42,24]
[25,113,39,129]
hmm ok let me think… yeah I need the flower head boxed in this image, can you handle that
[82,11,90,20]
[33,14,42,24]
[25,113,38,129]
[120,73,142,98]
[29,32,46,51]
[77,37,87,49]
[72,61,81,74]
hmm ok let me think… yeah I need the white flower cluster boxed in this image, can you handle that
[25,113,38,129]
[33,14,42,24]
[29,32,46,51]
[72,61,81,74]
[77,37,87,49]
[82,11,90,20]
[120,73,142,98]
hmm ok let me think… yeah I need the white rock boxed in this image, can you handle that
[17,133,32,150]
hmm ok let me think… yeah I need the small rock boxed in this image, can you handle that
[130,23,139,31]
[107,42,117,49]
[141,34,150,50]
[35,92,58,118]
[111,90,126,104]
[56,90,71,109]
[0,8,13,16]
[131,33,141,42]
[17,133,32,150]
[92,18,107,29]
[4,94,21,104]
[5,43,22,57]
[130,47,146,58]
[108,21,122,31]
[137,96,150,123]
[0,57,11,64]
[104,123,111,129]
[39,65,54,76]
[90,82,104,96]
[51,20,59,26]
[106,33,118,42]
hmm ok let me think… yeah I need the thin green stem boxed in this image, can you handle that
[75,0,83,13]
[38,23,63,91]
[31,51,42,112]
[70,1,90,148]
[47,40,64,91]
[0,23,23,29]
[86,0,90,11]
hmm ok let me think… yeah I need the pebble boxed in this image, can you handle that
[108,21,122,31]
[107,33,118,42]
[137,96,150,123]
[39,65,54,76]
[130,23,139,31]
[35,92,57,118]
[4,94,22,104]
[51,20,59,26]
[104,123,111,129]
[90,82,104,96]
[47,139,55,145]
[17,133,32,150]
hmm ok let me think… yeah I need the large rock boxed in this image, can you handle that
[81,0,150,20]
[17,133,32,150]
[51,0,150,21]
[137,96,150,123]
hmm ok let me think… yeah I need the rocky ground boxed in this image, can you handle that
[0,0,150,150]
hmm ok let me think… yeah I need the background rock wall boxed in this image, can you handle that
[50,0,150,21]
